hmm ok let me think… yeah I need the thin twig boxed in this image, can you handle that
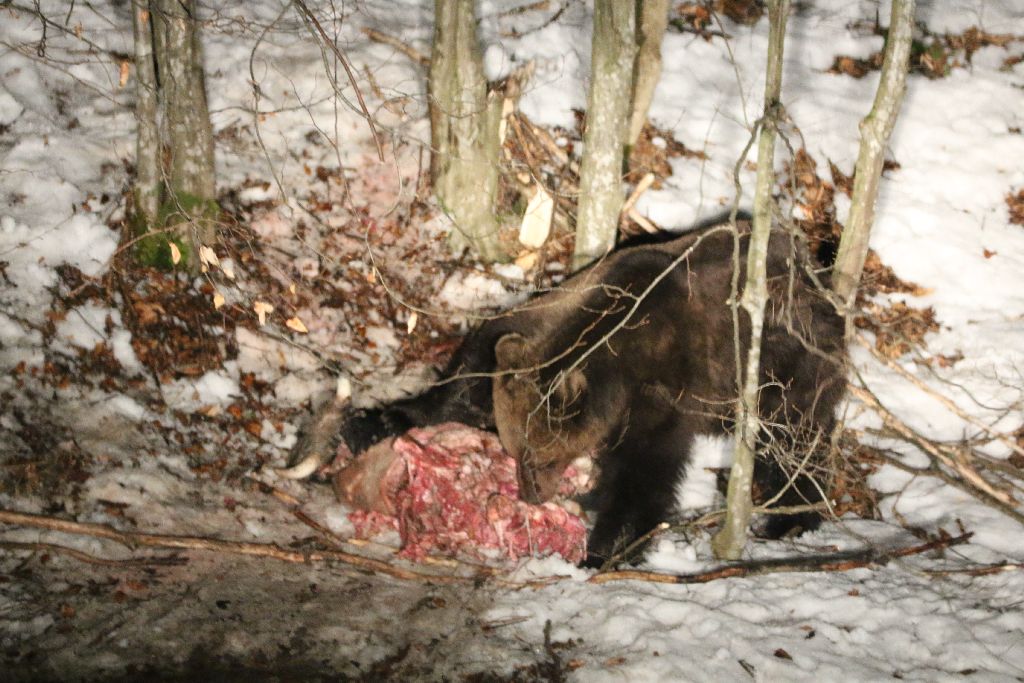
[292,0,384,161]
[854,333,1024,460]
[854,435,1024,527]
[361,27,429,66]
[848,384,1024,525]
[923,563,1024,577]
[589,532,972,585]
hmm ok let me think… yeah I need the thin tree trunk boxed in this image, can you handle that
[572,0,637,271]
[429,0,504,262]
[712,0,790,562]
[627,0,668,147]
[131,0,159,231]
[831,0,915,309]
[154,0,216,258]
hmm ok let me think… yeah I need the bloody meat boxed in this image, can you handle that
[332,422,588,563]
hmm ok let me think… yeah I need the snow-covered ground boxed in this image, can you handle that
[2,1,1024,680]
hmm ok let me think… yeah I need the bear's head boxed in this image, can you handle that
[493,332,607,504]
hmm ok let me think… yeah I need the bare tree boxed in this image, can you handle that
[832,0,916,310]
[132,0,217,270]
[712,0,791,561]
[627,0,669,147]
[429,0,505,262]
[572,0,637,270]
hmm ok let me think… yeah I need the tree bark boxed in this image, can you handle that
[712,0,790,561]
[572,0,637,271]
[154,0,217,255]
[627,0,669,147]
[429,0,504,262]
[831,0,915,309]
[131,1,159,231]
[130,0,216,269]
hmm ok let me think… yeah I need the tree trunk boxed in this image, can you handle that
[429,0,504,262]
[132,1,159,232]
[130,0,216,270]
[831,0,915,309]
[628,0,668,147]
[572,0,637,271]
[154,0,217,257]
[712,0,790,562]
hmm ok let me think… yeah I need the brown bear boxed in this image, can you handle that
[338,215,846,567]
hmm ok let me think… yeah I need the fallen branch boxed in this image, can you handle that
[598,522,670,572]
[848,384,1024,526]
[923,562,1024,577]
[620,172,655,216]
[0,508,480,585]
[854,332,1024,461]
[627,208,659,233]
[0,540,186,568]
[588,532,972,585]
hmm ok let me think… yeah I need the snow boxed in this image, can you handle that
[439,269,526,310]
[3,0,1024,680]
[162,369,241,412]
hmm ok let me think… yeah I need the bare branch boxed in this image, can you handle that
[591,532,972,585]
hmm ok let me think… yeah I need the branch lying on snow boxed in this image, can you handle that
[853,333,1024,461]
[0,540,187,568]
[5,510,1014,587]
[597,503,833,570]
[847,384,1024,528]
[0,508,482,585]
[588,532,974,585]
[923,562,1024,577]
[859,438,1021,522]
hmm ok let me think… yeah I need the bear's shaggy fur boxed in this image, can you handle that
[340,217,846,566]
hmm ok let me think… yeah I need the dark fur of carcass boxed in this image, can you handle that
[332,423,587,564]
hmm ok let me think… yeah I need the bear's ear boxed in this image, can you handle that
[495,332,530,370]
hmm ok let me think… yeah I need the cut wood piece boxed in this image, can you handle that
[519,184,554,248]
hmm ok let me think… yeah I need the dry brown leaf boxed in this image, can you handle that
[199,404,222,417]
[285,316,308,334]
[1007,188,1024,226]
[133,301,165,326]
[253,301,273,326]
[199,245,220,268]
[168,242,181,265]
[514,251,538,272]
[118,61,129,88]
